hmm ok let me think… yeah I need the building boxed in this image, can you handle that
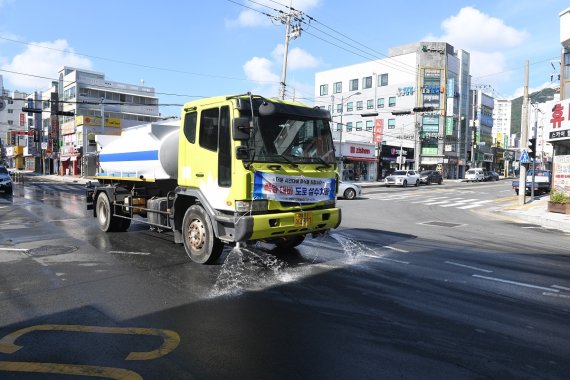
[493,99,512,148]
[314,41,471,181]
[546,7,570,195]
[46,67,161,176]
[470,90,495,169]
[0,76,29,168]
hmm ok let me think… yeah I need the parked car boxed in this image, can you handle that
[465,168,485,182]
[384,170,420,187]
[485,170,500,181]
[419,170,443,185]
[338,181,361,200]
[0,165,13,195]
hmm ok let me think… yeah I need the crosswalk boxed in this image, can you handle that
[365,191,494,210]
[17,182,85,194]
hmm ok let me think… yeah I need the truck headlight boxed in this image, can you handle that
[235,200,268,213]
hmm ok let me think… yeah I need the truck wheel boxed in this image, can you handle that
[182,205,223,264]
[96,192,127,232]
[275,235,305,249]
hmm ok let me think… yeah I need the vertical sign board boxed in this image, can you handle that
[374,119,383,143]
[546,98,570,195]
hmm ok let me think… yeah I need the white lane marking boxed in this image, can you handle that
[552,285,570,291]
[363,254,409,264]
[424,198,465,205]
[440,199,478,207]
[542,292,570,299]
[48,219,80,223]
[521,226,541,229]
[411,197,448,204]
[108,251,151,256]
[384,245,409,253]
[0,247,30,252]
[473,274,560,292]
[445,261,493,273]
[457,200,493,209]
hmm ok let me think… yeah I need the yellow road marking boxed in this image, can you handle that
[0,361,142,379]
[0,324,180,360]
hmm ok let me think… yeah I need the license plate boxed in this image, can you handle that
[294,212,312,227]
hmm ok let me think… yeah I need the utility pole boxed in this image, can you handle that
[274,2,303,100]
[519,60,529,206]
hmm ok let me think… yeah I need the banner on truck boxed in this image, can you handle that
[253,171,336,203]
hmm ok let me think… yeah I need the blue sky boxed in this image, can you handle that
[0,0,566,117]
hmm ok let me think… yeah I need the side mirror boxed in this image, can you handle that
[233,117,252,140]
[235,146,250,160]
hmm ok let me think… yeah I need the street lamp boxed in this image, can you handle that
[339,91,361,180]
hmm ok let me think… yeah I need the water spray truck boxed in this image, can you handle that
[86,94,341,264]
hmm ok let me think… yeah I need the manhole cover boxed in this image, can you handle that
[27,245,78,257]
[420,221,464,228]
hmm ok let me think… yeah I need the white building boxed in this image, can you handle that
[493,99,512,148]
[46,67,161,176]
[315,41,471,181]
[0,75,29,168]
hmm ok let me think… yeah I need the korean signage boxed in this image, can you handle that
[553,155,570,193]
[546,98,570,141]
[19,113,25,127]
[397,87,414,97]
[253,172,335,203]
[76,116,121,128]
[374,119,383,143]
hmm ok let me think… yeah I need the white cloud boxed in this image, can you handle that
[425,6,529,92]
[272,44,320,70]
[1,39,93,91]
[510,81,558,99]
[226,0,321,28]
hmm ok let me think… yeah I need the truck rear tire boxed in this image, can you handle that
[96,192,130,232]
[182,205,223,264]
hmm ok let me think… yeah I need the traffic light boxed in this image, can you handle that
[528,138,536,159]
[413,106,434,112]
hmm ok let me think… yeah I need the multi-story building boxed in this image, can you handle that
[45,67,161,176]
[470,90,494,169]
[546,7,570,195]
[0,76,29,168]
[314,41,471,181]
[493,99,512,148]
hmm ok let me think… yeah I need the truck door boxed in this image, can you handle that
[179,105,232,211]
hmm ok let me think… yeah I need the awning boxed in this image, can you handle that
[61,157,71,162]
[343,156,378,162]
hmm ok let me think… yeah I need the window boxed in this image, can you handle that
[355,121,363,131]
[379,73,389,86]
[7,109,13,113]
[377,98,384,108]
[7,120,13,126]
[320,84,328,96]
[333,82,342,94]
[218,106,231,187]
[346,122,353,132]
[349,79,359,91]
[367,99,374,109]
[387,118,396,129]
[366,120,373,131]
[356,101,363,111]
[336,103,342,113]
[183,111,197,143]
[363,76,372,89]
[336,123,342,131]
[199,108,219,151]
[346,102,353,112]
[389,97,396,107]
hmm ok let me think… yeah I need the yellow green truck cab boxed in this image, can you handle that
[86,94,341,264]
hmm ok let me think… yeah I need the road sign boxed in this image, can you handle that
[520,150,530,163]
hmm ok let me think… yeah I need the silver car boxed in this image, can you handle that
[338,181,361,200]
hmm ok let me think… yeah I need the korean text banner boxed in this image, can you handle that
[253,171,336,203]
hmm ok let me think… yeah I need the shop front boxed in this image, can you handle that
[546,97,570,195]
[380,144,415,179]
[335,141,377,182]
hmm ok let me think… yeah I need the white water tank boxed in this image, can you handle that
[97,120,180,180]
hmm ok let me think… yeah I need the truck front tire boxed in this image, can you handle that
[96,192,131,232]
[182,205,223,264]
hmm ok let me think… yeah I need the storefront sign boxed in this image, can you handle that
[546,98,570,142]
[553,155,570,193]
[374,119,383,143]
[253,172,335,203]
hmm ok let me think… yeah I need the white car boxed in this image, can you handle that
[384,170,420,187]
[465,168,485,182]
[338,181,361,200]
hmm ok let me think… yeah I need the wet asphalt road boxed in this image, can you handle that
[0,179,569,379]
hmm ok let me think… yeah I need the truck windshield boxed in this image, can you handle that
[248,115,335,165]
